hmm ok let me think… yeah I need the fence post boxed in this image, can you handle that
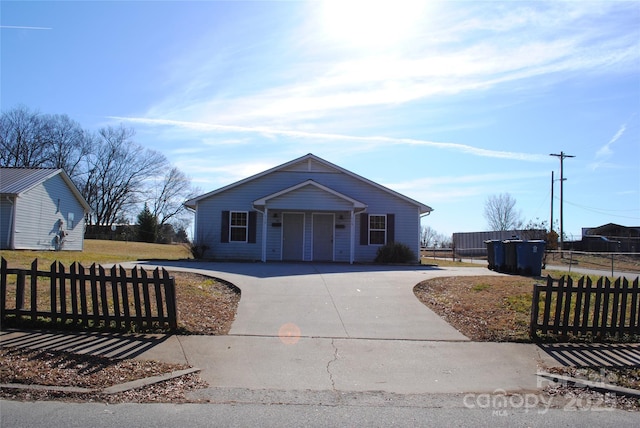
[0,258,6,318]
[162,268,178,330]
[15,271,25,312]
[30,259,38,321]
[530,283,540,339]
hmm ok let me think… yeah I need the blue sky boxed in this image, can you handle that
[2,1,639,239]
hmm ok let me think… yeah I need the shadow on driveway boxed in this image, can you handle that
[133,260,444,279]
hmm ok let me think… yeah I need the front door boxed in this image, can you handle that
[282,213,304,261]
[313,214,334,261]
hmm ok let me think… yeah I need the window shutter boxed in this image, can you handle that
[360,213,369,245]
[248,211,257,243]
[387,214,395,243]
[221,211,229,243]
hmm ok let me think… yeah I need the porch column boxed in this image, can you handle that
[350,209,355,264]
[262,208,268,262]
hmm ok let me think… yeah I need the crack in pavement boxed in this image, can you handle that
[313,265,350,338]
[327,338,339,391]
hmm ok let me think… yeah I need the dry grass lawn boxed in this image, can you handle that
[414,275,537,342]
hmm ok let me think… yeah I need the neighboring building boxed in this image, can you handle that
[0,168,90,251]
[581,223,640,252]
[185,153,433,263]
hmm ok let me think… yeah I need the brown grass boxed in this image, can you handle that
[414,275,538,342]
[0,239,192,268]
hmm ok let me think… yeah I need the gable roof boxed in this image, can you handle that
[0,167,91,212]
[253,179,367,209]
[185,153,433,214]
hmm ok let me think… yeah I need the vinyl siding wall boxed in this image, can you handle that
[12,174,86,251]
[194,169,421,262]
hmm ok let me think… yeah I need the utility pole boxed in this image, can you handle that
[550,151,575,252]
[550,171,554,234]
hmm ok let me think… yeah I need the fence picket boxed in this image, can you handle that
[580,277,593,336]
[600,278,612,337]
[572,276,584,336]
[78,263,89,326]
[153,268,165,324]
[592,277,603,333]
[541,276,553,334]
[131,267,143,331]
[90,264,100,326]
[141,268,153,327]
[610,278,621,333]
[632,278,640,331]
[0,259,6,317]
[70,262,79,324]
[99,265,110,324]
[119,266,130,328]
[619,278,629,336]
[30,259,38,322]
[50,261,57,322]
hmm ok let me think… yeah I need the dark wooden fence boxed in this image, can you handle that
[530,275,640,339]
[0,258,177,331]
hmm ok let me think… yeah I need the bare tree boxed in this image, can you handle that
[483,193,524,231]
[40,113,94,180]
[0,105,48,167]
[0,106,93,182]
[82,125,168,225]
[149,166,197,228]
[420,225,438,247]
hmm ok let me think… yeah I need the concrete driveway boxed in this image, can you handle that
[4,261,565,396]
[134,261,505,341]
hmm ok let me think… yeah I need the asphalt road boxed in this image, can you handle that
[2,394,638,428]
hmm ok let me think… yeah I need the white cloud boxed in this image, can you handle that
[590,124,627,170]
[111,116,547,162]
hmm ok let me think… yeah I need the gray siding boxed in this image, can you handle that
[12,174,85,251]
[195,169,422,263]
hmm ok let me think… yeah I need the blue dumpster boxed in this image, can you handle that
[503,240,519,273]
[485,240,505,271]
[515,240,546,276]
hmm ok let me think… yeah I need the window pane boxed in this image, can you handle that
[370,215,385,230]
[231,212,247,226]
[370,230,385,245]
[230,227,247,242]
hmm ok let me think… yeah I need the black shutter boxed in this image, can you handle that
[387,214,395,243]
[360,213,369,245]
[221,211,229,243]
[248,211,257,243]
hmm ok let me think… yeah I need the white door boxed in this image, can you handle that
[282,213,304,261]
[313,214,334,261]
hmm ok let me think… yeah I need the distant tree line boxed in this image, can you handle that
[0,105,197,243]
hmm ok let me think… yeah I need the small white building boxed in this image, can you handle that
[0,168,90,251]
